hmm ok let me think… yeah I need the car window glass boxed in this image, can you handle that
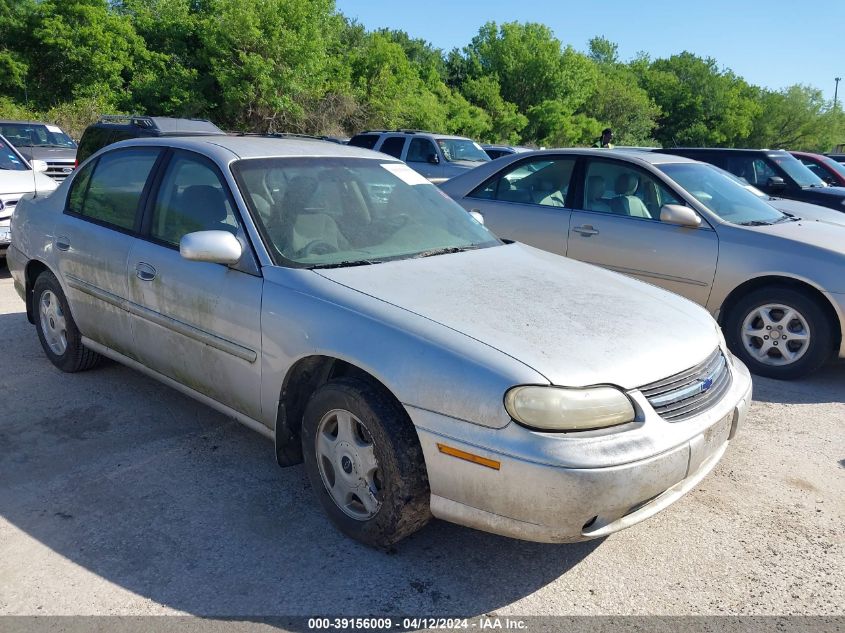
[348,134,379,150]
[67,161,96,213]
[406,138,437,163]
[151,153,239,246]
[723,156,777,186]
[78,149,159,230]
[0,137,27,170]
[582,160,682,220]
[469,158,574,208]
[800,160,831,183]
[378,137,406,159]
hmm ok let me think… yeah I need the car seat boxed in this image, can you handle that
[586,175,611,212]
[611,173,651,218]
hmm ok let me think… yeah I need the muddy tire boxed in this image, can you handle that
[301,377,431,548]
[725,287,832,380]
[33,271,102,372]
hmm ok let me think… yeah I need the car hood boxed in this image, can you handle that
[316,243,720,390]
[16,146,77,161]
[751,217,845,253]
[801,185,845,201]
[446,160,486,170]
[766,197,845,226]
[0,170,58,195]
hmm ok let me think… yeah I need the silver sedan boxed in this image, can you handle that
[8,137,751,547]
[441,149,845,380]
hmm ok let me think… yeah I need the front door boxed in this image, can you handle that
[126,150,264,420]
[404,137,443,181]
[566,158,719,306]
[456,156,577,256]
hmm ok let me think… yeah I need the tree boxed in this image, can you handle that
[747,85,843,151]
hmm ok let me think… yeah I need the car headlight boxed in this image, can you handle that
[504,385,635,431]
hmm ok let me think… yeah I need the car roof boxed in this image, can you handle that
[660,147,790,155]
[789,150,823,159]
[0,119,58,126]
[109,135,395,161]
[513,147,699,165]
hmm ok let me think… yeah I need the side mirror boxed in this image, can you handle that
[767,176,787,190]
[31,159,48,173]
[427,153,440,165]
[469,209,485,225]
[660,204,702,228]
[180,230,242,265]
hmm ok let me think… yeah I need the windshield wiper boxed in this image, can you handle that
[738,220,773,226]
[307,259,382,270]
[412,245,480,259]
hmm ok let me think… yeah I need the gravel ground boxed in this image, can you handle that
[0,267,842,617]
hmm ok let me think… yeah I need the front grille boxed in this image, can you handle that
[45,160,75,182]
[639,348,731,421]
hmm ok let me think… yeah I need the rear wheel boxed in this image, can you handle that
[33,271,102,372]
[725,287,832,379]
[301,377,430,548]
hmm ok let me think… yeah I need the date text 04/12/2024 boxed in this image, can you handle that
[307,617,528,630]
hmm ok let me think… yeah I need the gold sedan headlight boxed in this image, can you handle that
[504,385,636,431]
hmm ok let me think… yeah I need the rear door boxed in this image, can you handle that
[566,157,719,305]
[126,149,263,419]
[55,146,163,357]
[456,155,577,256]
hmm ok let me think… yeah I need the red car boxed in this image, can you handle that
[791,151,845,187]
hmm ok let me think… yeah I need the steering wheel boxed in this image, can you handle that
[299,240,339,257]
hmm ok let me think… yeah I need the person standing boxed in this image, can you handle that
[595,128,614,148]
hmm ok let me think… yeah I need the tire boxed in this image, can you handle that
[33,271,102,372]
[301,377,431,548]
[724,286,833,379]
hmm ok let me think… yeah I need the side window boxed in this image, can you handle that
[67,161,96,214]
[724,156,777,186]
[406,138,437,163]
[150,153,239,246]
[77,128,109,163]
[799,160,831,183]
[348,134,379,150]
[75,148,160,230]
[378,136,406,159]
[469,158,574,208]
[582,160,682,220]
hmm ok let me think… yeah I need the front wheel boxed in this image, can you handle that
[724,287,832,379]
[33,271,102,372]
[301,377,431,548]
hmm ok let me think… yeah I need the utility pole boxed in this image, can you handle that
[836,77,842,110]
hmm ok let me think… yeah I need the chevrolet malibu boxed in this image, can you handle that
[8,137,751,547]
[441,149,845,380]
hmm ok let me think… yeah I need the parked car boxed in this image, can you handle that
[656,148,845,212]
[348,130,490,183]
[791,151,845,187]
[481,144,531,160]
[7,136,750,547]
[825,153,845,164]
[0,134,57,261]
[76,115,225,165]
[0,119,78,183]
[441,148,845,379]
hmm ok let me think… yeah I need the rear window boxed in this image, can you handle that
[348,134,379,150]
[77,127,112,164]
[71,148,160,230]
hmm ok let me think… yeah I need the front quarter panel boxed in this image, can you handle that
[258,266,549,431]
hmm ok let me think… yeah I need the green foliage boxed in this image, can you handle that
[0,4,840,151]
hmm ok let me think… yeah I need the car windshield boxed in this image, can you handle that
[0,123,77,148]
[659,163,788,225]
[768,153,825,188]
[0,137,28,171]
[819,155,845,179]
[436,138,490,163]
[232,157,500,267]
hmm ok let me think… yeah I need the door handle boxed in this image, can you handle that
[55,236,70,251]
[135,262,157,281]
[572,225,599,236]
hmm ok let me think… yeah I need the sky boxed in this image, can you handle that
[335,0,844,102]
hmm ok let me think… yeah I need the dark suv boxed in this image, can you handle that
[76,115,225,165]
[657,148,845,212]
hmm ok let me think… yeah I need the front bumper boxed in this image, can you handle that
[410,355,753,543]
